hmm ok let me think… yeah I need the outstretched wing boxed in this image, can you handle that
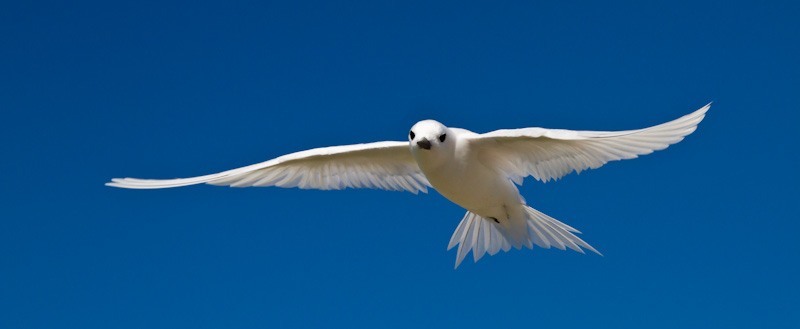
[107,141,431,194]
[471,103,710,183]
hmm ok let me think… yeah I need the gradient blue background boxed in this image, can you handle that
[2,1,799,328]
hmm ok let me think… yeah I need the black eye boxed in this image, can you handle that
[439,133,447,142]
[409,131,415,140]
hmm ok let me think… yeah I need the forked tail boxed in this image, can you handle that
[447,206,601,268]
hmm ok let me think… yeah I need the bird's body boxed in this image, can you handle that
[108,104,710,268]
[412,126,514,218]
[410,124,530,247]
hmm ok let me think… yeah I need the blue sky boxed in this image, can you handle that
[1,1,799,328]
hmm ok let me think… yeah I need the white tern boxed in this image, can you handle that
[108,103,710,268]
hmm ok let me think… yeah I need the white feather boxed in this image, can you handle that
[107,141,431,194]
[472,103,710,183]
[448,206,601,268]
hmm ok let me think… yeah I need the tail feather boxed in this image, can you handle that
[526,207,601,255]
[447,205,601,268]
[448,212,512,268]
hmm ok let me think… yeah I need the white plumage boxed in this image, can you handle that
[108,103,710,268]
[108,141,430,193]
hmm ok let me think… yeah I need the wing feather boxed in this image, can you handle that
[107,141,430,194]
[472,104,710,183]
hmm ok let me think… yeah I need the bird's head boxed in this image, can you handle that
[408,120,453,169]
[409,120,449,150]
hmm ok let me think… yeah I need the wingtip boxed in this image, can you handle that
[105,179,124,186]
[105,178,129,188]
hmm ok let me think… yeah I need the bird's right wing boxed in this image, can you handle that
[107,141,431,194]
[469,103,710,183]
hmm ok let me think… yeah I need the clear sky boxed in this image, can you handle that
[2,1,799,328]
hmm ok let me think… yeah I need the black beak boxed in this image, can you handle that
[417,139,431,150]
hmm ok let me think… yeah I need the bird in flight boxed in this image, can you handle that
[108,103,710,268]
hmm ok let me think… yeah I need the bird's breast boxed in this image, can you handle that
[418,155,519,213]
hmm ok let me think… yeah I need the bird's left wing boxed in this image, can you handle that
[107,141,431,193]
[469,103,710,183]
